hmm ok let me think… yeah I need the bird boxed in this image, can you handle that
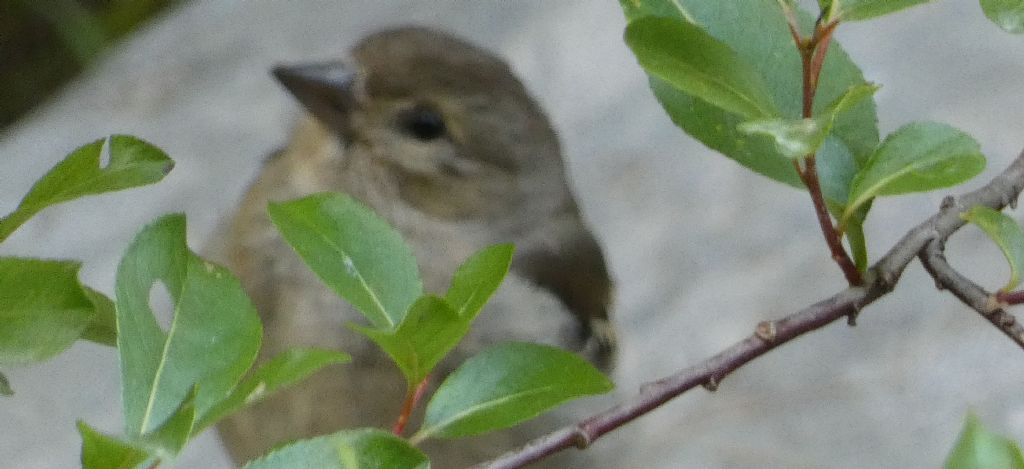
[215,26,615,468]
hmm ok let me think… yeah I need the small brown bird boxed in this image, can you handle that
[216,27,614,468]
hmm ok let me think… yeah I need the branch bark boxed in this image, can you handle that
[919,238,1024,349]
[471,149,1024,469]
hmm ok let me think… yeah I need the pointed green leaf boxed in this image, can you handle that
[138,386,198,459]
[843,122,986,225]
[739,83,879,159]
[81,287,117,347]
[981,0,1024,33]
[0,258,94,364]
[268,193,422,329]
[625,16,778,119]
[619,0,879,201]
[353,295,468,387]
[648,77,799,187]
[446,243,514,319]
[196,348,350,431]
[115,214,261,437]
[834,0,934,21]
[845,203,871,271]
[0,135,173,241]
[78,422,149,469]
[944,413,1024,469]
[415,342,613,441]
[962,206,1024,292]
[243,429,428,469]
[0,371,12,396]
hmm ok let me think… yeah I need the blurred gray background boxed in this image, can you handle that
[2,1,1023,468]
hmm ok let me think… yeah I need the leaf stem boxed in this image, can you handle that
[393,376,430,437]
[996,290,1024,305]
[792,15,863,286]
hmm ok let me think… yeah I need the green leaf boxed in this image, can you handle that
[844,200,872,271]
[115,214,261,437]
[962,206,1024,292]
[0,371,12,396]
[354,244,513,387]
[446,243,514,319]
[243,429,428,469]
[981,0,1024,34]
[78,422,149,469]
[944,413,1024,469]
[353,295,468,387]
[625,16,778,119]
[196,348,351,431]
[737,118,826,160]
[268,193,422,329]
[843,122,986,225]
[0,135,173,241]
[619,0,879,200]
[817,0,836,18]
[0,258,94,364]
[81,287,117,347]
[415,342,613,441]
[739,83,879,160]
[833,0,934,21]
[137,385,198,459]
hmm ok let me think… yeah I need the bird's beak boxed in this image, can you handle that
[272,61,358,134]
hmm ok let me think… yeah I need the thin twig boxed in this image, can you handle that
[470,149,1024,469]
[808,20,839,91]
[797,157,863,286]
[792,18,862,286]
[919,239,1024,349]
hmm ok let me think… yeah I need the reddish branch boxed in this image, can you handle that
[783,14,863,286]
[471,149,1024,469]
[795,157,862,286]
[998,290,1024,305]
[392,376,430,436]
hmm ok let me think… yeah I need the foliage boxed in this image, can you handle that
[414,342,612,441]
[963,206,1024,293]
[260,194,613,465]
[0,136,171,390]
[619,0,1024,465]
[5,0,1024,467]
[944,413,1024,469]
[1,138,610,467]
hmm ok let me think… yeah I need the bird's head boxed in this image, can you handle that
[272,27,569,220]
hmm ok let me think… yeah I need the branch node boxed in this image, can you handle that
[702,376,719,392]
[755,321,777,342]
[985,295,1003,315]
[571,427,592,449]
[844,300,863,327]
[873,267,897,292]
[940,195,957,211]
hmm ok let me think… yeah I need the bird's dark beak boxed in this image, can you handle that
[272,61,358,134]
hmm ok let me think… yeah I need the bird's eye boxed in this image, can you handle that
[399,105,447,141]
